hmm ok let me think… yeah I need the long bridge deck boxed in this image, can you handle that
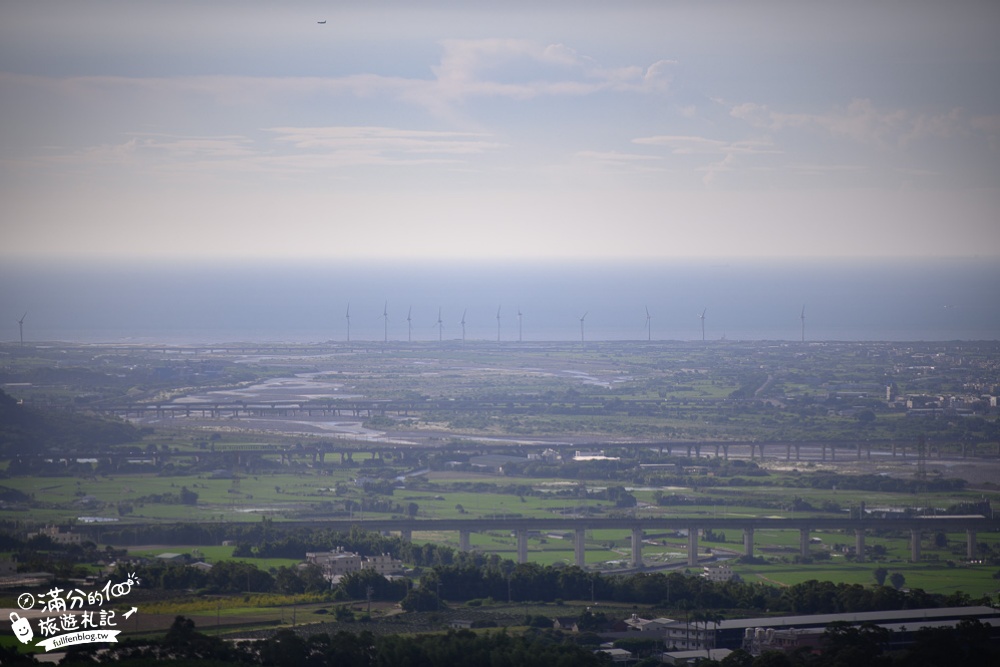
[84,515,998,569]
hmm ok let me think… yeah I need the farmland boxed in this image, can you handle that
[1,338,999,651]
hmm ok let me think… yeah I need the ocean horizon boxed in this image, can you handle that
[2,257,998,344]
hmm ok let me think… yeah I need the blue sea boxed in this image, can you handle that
[1,257,998,344]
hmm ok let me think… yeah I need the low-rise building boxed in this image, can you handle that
[662,648,733,665]
[306,548,363,578]
[702,563,733,582]
[595,647,633,663]
[305,548,403,580]
[28,525,82,545]
[363,553,403,575]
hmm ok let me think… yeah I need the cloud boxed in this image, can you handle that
[632,135,779,156]
[573,150,664,172]
[2,37,673,126]
[266,126,501,155]
[31,134,255,168]
[27,127,504,178]
[730,98,971,148]
[624,134,781,187]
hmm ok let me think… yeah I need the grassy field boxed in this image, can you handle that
[3,460,998,599]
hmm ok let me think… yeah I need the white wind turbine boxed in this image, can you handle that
[17,311,26,347]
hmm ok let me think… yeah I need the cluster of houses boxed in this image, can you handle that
[578,605,1000,665]
[304,547,404,583]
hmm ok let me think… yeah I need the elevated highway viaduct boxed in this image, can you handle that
[88,515,999,570]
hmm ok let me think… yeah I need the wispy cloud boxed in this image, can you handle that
[267,126,501,155]
[632,135,779,156]
[0,39,672,122]
[28,127,503,177]
[573,150,664,173]
[730,98,972,148]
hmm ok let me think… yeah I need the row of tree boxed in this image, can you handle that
[122,553,986,617]
[20,614,995,667]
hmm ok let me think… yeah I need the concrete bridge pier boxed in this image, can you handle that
[459,530,471,552]
[517,529,528,564]
[575,529,586,567]
[799,528,810,558]
[631,527,643,568]
[855,529,865,562]
[687,529,699,567]
[967,530,977,559]
[910,530,921,562]
[743,527,754,558]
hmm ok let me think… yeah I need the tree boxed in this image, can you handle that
[752,651,794,667]
[889,572,906,590]
[821,621,891,667]
[179,486,198,505]
[720,649,754,667]
[400,586,441,612]
[872,567,888,586]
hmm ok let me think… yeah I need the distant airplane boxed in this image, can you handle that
[317,20,327,24]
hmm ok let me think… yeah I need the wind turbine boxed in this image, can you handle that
[517,306,523,343]
[345,304,351,342]
[461,309,467,342]
[496,305,501,342]
[382,301,389,343]
[700,308,707,342]
[645,306,651,341]
[800,305,806,343]
[436,307,443,341]
[579,312,588,342]
[407,306,413,342]
[17,311,26,347]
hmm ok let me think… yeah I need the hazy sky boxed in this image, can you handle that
[2,0,998,260]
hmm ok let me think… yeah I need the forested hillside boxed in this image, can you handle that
[0,389,138,456]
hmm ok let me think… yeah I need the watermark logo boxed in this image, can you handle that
[8,572,139,652]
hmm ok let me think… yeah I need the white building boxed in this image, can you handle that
[702,563,733,582]
[363,553,403,575]
[306,548,363,578]
[29,526,82,545]
[305,548,403,580]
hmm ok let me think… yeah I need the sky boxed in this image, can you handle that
[2,0,999,261]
